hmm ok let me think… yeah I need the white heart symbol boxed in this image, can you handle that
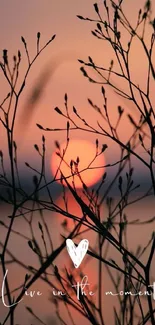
[66,239,89,268]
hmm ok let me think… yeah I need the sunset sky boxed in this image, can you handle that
[0,0,154,186]
[0,3,155,324]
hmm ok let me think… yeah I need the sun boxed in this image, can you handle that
[51,139,105,188]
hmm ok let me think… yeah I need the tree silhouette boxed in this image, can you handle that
[0,0,155,325]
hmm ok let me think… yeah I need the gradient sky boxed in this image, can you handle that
[0,0,154,178]
[0,3,155,324]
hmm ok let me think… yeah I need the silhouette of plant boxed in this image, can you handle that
[0,1,155,325]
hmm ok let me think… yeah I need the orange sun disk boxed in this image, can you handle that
[51,139,105,188]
